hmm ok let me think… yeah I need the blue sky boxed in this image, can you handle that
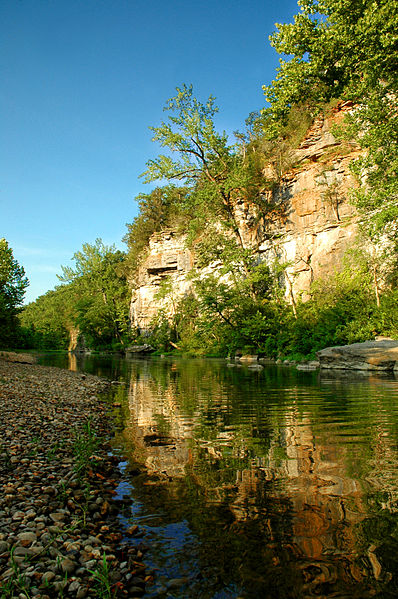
[1,0,299,303]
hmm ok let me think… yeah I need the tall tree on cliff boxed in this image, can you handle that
[0,238,29,347]
[262,0,398,256]
[141,84,266,254]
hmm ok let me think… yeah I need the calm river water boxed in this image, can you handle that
[38,354,398,598]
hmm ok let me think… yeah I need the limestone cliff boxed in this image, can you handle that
[131,102,360,330]
[131,230,194,331]
[257,101,360,300]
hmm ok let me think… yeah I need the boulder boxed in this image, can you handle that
[239,355,259,363]
[317,340,398,371]
[125,344,155,356]
[0,351,36,364]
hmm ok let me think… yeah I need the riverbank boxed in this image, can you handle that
[0,359,147,598]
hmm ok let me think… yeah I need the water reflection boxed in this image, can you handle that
[68,352,77,371]
[118,360,398,598]
[38,354,398,597]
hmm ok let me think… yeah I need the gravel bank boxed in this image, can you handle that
[0,359,147,598]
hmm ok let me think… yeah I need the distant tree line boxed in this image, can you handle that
[16,239,131,351]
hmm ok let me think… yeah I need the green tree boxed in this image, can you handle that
[19,285,75,350]
[189,260,288,356]
[141,84,266,249]
[59,239,131,349]
[142,84,232,187]
[263,0,398,288]
[0,238,29,347]
[263,0,397,125]
[342,88,398,246]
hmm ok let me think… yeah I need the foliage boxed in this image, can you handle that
[19,285,74,349]
[89,554,117,598]
[124,185,190,276]
[241,102,315,184]
[141,84,276,249]
[142,259,398,359]
[283,266,398,359]
[142,83,232,186]
[262,0,397,125]
[19,238,131,351]
[73,418,100,478]
[263,0,397,252]
[147,260,290,357]
[1,547,32,598]
[145,309,178,352]
[0,238,29,348]
[340,86,398,243]
[58,238,131,349]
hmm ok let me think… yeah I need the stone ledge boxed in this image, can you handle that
[0,351,37,364]
[317,340,398,371]
[125,344,155,356]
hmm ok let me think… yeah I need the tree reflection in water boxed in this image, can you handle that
[39,354,398,598]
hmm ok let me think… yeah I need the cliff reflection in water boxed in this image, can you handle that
[120,359,398,598]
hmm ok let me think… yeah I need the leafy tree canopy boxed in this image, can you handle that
[19,285,75,350]
[263,0,397,126]
[58,238,130,347]
[59,238,123,286]
[0,238,29,311]
[21,239,132,351]
[141,84,272,250]
[142,83,232,186]
[262,0,397,260]
[0,238,29,347]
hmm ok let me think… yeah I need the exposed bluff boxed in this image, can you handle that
[131,231,193,331]
[131,103,360,330]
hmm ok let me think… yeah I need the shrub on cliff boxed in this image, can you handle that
[262,0,398,255]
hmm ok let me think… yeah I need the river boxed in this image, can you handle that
[38,354,398,598]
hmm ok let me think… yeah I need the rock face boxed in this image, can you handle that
[131,230,194,331]
[317,340,398,371]
[68,326,91,353]
[131,103,360,330]
[257,102,359,299]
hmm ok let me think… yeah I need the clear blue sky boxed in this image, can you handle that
[1,0,299,303]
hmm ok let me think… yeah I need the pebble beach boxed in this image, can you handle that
[0,356,147,598]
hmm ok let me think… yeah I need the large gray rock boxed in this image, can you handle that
[317,340,398,371]
[239,355,259,363]
[125,344,155,356]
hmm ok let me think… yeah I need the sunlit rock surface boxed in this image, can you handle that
[130,230,194,331]
[131,102,360,329]
[318,339,398,371]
